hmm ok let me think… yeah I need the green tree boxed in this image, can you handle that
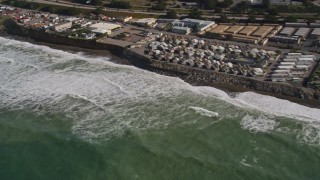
[166,9,178,19]
[248,15,256,23]
[188,8,203,19]
[74,0,102,5]
[264,14,277,23]
[219,14,229,23]
[92,0,103,6]
[41,6,57,13]
[93,7,104,15]
[268,8,278,15]
[205,32,221,39]
[152,0,167,10]
[109,0,131,9]
[225,34,233,40]
[217,0,233,8]
[262,0,270,8]
[286,16,297,22]
[206,0,217,9]
[230,1,249,13]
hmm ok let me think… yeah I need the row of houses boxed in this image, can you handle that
[277,27,320,39]
[144,34,276,77]
[270,53,317,82]
[249,0,303,5]
[12,10,123,39]
[205,24,282,45]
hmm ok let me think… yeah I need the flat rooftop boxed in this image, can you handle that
[252,26,274,37]
[238,26,257,36]
[311,28,320,36]
[225,25,243,34]
[294,27,311,37]
[210,25,229,33]
[279,27,296,36]
[89,22,121,30]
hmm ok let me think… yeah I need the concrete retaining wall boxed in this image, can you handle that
[124,49,313,99]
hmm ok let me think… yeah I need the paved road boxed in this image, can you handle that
[29,0,168,15]
[312,0,320,6]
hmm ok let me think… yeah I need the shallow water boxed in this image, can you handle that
[0,37,320,180]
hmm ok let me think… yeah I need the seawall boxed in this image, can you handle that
[124,49,315,100]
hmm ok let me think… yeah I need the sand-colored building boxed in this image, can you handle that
[210,25,229,34]
[225,25,244,34]
[238,26,258,36]
[252,26,274,38]
[232,36,258,44]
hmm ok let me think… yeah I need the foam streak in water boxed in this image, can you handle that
[189,106,219,117]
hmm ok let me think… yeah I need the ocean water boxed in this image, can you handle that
[0,36,320,180]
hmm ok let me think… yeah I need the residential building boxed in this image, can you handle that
[89,22,121,34]
[172,26,192,34]
[310,28,320,38]
[133,18,157,27]
[172,18,215,32]
[53,22,72,32]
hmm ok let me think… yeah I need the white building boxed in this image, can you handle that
[297,57,314,65]
[172,18,215,32]
[89,22,121,34]
[248,0,263,5]
[65,17,82,24]
[118,16,132,23]
[293,28,311,40]
[279,27,296,36]
[48,14,59,21]
[270,0,291,5]
[310,28,320,38]
[171,26,192,34]
[53,22,72,32]
[133,18,157,27]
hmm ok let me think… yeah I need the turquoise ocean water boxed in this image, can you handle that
[0,37,320,180]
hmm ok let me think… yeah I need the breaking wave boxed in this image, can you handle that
[240,115,279,134]
[189,106,219,117]
[0,36,319,143]
[297,121,320,146]
[235,92,320,122]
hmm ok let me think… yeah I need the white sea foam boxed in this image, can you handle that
[297,121,320,146]
[189,106,219,117]
[236,92,320,122]
[0,56,14,63]
[1,36,320,143]
[0,37,202,141]
[240,115,279,134]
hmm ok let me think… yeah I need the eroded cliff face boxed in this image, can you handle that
[124,49,313,99]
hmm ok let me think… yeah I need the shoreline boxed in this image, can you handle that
[1,34,320,109]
